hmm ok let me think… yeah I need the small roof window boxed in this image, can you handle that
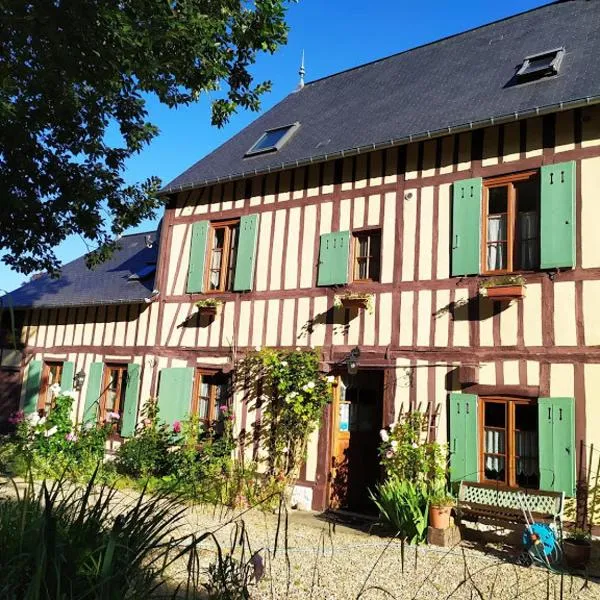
[128,264,156,281]
[515,48,564,83]
[245,122,300,156]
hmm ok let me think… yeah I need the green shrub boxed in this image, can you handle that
[370,477,429,543]
[378,411,447,491]
[0,470,203,599]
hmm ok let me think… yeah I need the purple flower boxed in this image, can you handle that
[66,432,78,442]
[173,421,181,434]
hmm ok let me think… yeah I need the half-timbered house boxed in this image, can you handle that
[3,0,600,511]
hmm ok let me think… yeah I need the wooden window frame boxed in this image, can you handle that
[38,361,63,413]
[191,369,229,424]
[352,228,382,283]
[478,396,538,489]
[481,170,539,275]
[204,219,240,293]
[99,363,128,434]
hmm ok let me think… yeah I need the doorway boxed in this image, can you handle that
[329,370,383,513]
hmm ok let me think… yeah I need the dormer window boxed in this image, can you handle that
[515,48,564,83]
[245,122,300,156]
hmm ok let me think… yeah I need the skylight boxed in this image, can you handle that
[515,48,564,83]
[128,264,156,281]
[245,122,300,156]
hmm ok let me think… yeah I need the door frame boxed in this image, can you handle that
[326,368,389,510]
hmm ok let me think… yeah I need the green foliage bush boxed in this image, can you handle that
[378,411,446,490]
[1,394,110,481]
[0,471,263,599]
[369,477,429,543]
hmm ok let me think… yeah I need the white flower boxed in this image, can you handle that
[289,391,298,398]
[301,384,308,392]
[38,416,46,426]
[64,390,77,400]
[306,381,315,389]
[391,440,398,450]
[412,442,418,449]
[84,421,94,430]
[44,426,58,438]
[254,345,261,351]
[326,375,335,383]
[280,361,288,367]
[390,421,397,429]
[379,429,389,442]
[27,412,41,426]
[50,383,61,395]
[295,347,301,351]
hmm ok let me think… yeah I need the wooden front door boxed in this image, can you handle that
[329,370,383,513]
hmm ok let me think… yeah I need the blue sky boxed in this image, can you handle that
[1,0,548,293]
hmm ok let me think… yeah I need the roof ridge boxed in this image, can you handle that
[304,1,558,87]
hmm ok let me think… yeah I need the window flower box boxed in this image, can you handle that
[479,275,526,302]
[334,293,374,313]
[195,299,223,318]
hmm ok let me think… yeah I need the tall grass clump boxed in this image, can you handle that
[0,468,205,599]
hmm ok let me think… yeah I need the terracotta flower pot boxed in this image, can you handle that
[429,504,452,530]
[563,539,591,570]
[484,285,526,302]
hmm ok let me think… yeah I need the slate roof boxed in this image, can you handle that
[163,0,600,193]
[4,231,159,309]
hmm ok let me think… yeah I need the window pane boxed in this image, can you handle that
[357,236,368,258]
[226,225,239,291]
[487,214,507,271]
[485,402,506,428]
[369,233,381,280]
[515,179,540,271]
[484,454,506,482]
[251,127,291,152]
[515,403,539,488]
[356,258,368,280]
[488,186,508,214]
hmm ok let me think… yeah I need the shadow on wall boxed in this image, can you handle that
[433,294,510,322]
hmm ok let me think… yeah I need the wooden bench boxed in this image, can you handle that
[456,481,564,531]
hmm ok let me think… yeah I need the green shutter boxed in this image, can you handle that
[317,231,350,286]
[233,214,259,291]
[540,161,575,269]
[449,392,478,482]
[121,363,140,437]
[60,361,74,392]
[83,362,103,424]
[23,359,42,414]
[187,220,209,293]
[157,367,194,425]
[538,397,575,496]
[451,178,482,276]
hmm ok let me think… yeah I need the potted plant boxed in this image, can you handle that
[195,298,223,318]
[428,490,455,530]
[563,528,592,569]
[334,293,374,313]
[479,274,526,302]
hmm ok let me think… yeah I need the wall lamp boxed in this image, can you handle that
[347,347,360,375]
[73,369,86,392]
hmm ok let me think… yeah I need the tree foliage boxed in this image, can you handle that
[0,0,290,275]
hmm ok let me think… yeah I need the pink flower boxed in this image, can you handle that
[143,418,152,428]
[8,410,24,425]
[66,432,78,442]
[385,450,394,459]
[219,404,228,412]
[229,415,235,421]
[173,421,181,434]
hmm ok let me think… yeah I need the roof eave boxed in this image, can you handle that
[160,94,600,196]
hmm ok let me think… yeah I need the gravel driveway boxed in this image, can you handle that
[163,500,600,600]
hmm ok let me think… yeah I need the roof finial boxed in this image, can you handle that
[298,50,305,89]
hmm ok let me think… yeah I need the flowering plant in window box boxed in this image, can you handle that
[195,298,223,317]
[479,274,526,302]
[334,292,374,313]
